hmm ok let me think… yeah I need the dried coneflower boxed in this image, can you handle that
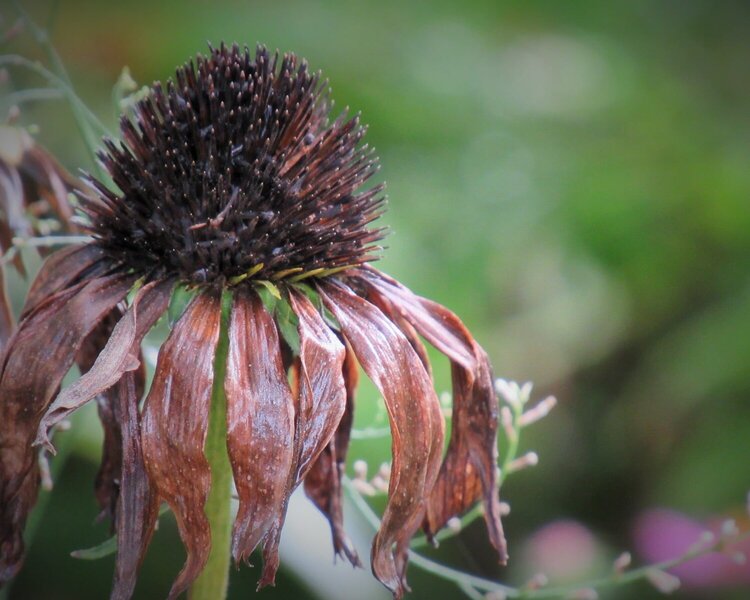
[0,124,80,344]
[0,44,506,599]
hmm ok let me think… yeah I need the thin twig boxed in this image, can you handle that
[1,235,92,265]
[4,87,63,105]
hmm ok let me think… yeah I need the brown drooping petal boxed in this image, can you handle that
[225,290,295,570]
[77,309,127,524]
[257,288,347,586]
[370,300,445,586]
[21,244,106,317]
[17,143,79,227]
[356,268,475,372]
[111,371,159,600]
[303,340,360,566]
[317,280,443,598]
[0,273,135,585]
[140,292,222,599]
[357,268,507,563]
[37,278,174,450]
[288,288,346,480]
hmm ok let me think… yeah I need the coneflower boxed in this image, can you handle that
[0,124,80,343]
[0,44,506,599]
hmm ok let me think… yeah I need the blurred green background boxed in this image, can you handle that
[2,0,750,598]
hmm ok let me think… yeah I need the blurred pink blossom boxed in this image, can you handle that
[633,509,750,589]
[522,520,600,581]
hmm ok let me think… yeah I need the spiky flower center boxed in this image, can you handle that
[82,44,385,286]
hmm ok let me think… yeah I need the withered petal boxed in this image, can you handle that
[254,288,347,586]
[317,279,443,598]
[0,272,135,585]
[21,244,106,318]
[141,291,222,599]
[225,290,295,573]
[357,268,476,372]
[19,145,79,226]
[356,269,507,563]
[432,353,506,561]
[37,278,174,451]
[303,340,360,566]
[111,371,159,600]
[288,287,346,481]
[78,309,126,525]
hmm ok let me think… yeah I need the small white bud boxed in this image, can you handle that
[698,530,715,545]
[525,573,548,590]
[38,450,53,492]
[721,519,739,538]
[351,479,377,497]
[519,396,558,427]
[519,381,534,405]
[612,551,631,574]
[353,459,368,480]
[370,475,389,494]
[495,379,522,410]
[507,451,539,473]
[646,569,681,594]
[447,517,462,533]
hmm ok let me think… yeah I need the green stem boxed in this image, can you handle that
[189,321,232,600]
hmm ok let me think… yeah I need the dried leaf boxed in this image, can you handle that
[77,309,126,525]
[37,278,174,450]
[22,244,106,317]
[111,372,160,600]
[318,279,443,598]
[0,273,134,585]
[141,291,222,599]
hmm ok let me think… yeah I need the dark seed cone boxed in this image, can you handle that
[80,43,386,286]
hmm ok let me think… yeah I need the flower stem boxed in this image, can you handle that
[189,321,232,600]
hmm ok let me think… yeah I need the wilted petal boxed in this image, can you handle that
[357,268,475,371]
[37,278,174,450]
[304,340,360,565]
[111,371,159,600]
[0,272,134,585]
[357,268,507,563]
[225,290,295,574]
[22,244,106,317]
[256,288,347,585]
[77,309,126,524]
[141,292,222,599]
[318,279,443,598]
[288,288,346,480]
[18,144,78,227]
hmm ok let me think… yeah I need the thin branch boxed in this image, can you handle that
[1,235,92,265]
[4,87,63,105]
